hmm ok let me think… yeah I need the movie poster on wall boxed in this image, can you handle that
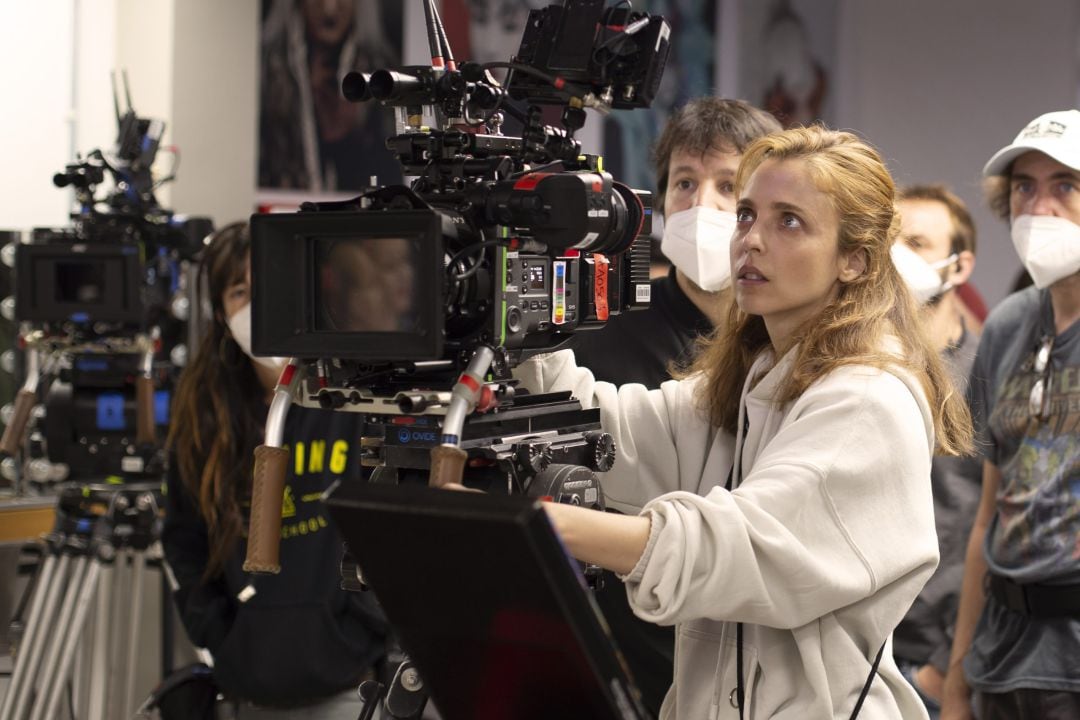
[734,0,838,128]
[257,0,404,195]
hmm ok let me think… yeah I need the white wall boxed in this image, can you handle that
[170,0,259,225]
[0,0,256,232]
[835,0,1080,309]
[0,3,78,230]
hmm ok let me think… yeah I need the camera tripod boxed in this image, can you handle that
[1,482,161,720]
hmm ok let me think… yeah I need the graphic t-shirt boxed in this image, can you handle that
[963,286,1080,693]
[163,405,387,707]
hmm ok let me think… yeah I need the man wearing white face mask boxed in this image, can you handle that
[942,111,1080,720]
[890,185,983,719]
[568,97,781,717]
[571,97,781,389]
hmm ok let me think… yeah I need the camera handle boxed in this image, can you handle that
[428,346,496,489]
[0,345,40,457]
[243,359,301,575]
[355,659,429,720]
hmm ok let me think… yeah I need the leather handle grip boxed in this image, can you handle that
[135,376,156,445]
[0,390,36,456]
[428,445,467,488]
[243,445,290,574]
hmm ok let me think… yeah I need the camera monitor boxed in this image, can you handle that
[325,481,649,720]
[15,243,143,323]
[250,210,444,361]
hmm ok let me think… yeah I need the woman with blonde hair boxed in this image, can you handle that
[512,126,973,718]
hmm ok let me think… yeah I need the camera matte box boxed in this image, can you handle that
[325,481,649,720]
[249,209,445,361]
[14,242,143,324]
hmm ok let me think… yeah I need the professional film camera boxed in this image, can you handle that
[0,74,212,485]
[244,2,669,718]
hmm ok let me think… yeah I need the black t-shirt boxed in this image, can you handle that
[162,405,387,707]
[570,266,713,388]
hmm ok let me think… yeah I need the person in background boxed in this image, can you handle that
[889,184,984,719]
[941,110,1080,720]
[163,222,387,719]
[568,97,781,715]
[572,97,782,389]
[513,126,973,718]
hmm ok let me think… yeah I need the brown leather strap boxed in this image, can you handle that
[0,389,37,456]
[135,376,156,445]
[243,445,290,574]
[428,445,467,488]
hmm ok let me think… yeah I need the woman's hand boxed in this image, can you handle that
[440,483,482,493]
[542,501,651,577]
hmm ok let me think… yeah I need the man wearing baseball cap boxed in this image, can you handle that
[941,110,1080,719]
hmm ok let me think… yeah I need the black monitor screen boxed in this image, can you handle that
[324,482,648,720]
[17,244,141,323]
[54,260,107,304]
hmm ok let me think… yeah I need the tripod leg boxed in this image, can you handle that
[32,559,103,720]
[27,554,91,720]
[0,553,58,720]
[86,561,114,720]
[120,549,147,719]
[104,547,131,720]
[7,557,76,720]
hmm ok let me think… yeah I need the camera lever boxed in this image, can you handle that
[355,659,428,720]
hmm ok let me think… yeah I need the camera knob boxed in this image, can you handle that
[506,305,523,333]
[585,431,616,472]
[515,441,552,476]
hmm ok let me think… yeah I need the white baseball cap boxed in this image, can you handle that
[983,109,1080,177]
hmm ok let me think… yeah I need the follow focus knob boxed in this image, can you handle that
[585,431,616,472]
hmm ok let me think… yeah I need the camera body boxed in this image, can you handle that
[251,177,652,376]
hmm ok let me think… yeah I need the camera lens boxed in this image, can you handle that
[342,72,372,103]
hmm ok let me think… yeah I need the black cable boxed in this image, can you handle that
[446,239,505,282]
[480,62,562,89]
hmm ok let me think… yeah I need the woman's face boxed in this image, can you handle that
[731,158,853,345]
[221,256,251,322]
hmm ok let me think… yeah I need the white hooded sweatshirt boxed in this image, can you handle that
[514,347,937,719]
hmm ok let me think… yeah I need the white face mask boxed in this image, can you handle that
[891,243,958,304]
[1010,214,1080,289]
[660,206,737,292]
[225,303,287,371]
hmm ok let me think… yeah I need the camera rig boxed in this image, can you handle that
[246,0,670,546]
[1,72,212,486]
[246,0,668,540]
[242,2,670,717]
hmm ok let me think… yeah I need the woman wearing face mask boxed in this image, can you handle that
[162,222,387,719]
[510,127,973,718]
